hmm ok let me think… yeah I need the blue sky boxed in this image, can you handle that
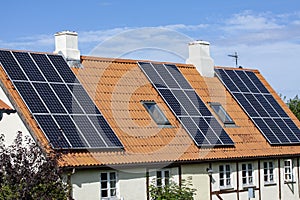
[1,0,300,99]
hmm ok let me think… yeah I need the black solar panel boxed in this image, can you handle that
[71,115,106,147]
[139,62,234,147]
[51,83,84,114]
[33,83,66,114]
[152,64,180,88]
[0,50,27,81]
[31,53,63,82]
[225,70,249,92]
[179,116,210,145]
[172,90,200,116]
[89,116,123,147]
[34,114,70,148]
[12,52,45,82]
[53,115,88,148]
[13,81,48,113]
[0,50,123,149]
[164,64,193,90]
[47,55,79,83]
[139,62,167,88]
[216,68,300,145]
[68,84,101,115]
[185,90,212,116]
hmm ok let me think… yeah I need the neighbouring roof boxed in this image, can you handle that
[0,99,15,113]
[0,51,299,168]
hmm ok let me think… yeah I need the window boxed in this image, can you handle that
[263,161,274,184]
[156,169,170,187]
[284,159,293,182]
[242,163,253,185]
[142,101,171,126]
[100,172,117,199]
[219,164,231,188]
[210,103,235,125]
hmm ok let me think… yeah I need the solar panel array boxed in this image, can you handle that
[138,62,234,147]
[215,68,300,145]
[0,50,123,149]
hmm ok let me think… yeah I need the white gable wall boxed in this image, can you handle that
[0,86,31,145]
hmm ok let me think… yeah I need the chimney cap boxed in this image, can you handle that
[54,30,78,36]
[188,40,210,46]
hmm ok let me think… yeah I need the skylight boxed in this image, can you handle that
[142,101,171,127]
[210,102,235,125]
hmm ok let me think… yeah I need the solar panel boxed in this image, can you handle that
[12,52,45,82]
[89,116,123,147]
[138,62,167,88]
[0,50,27,81]
[33,82,66,114]
[71,115,106,147]
[164,64,193,90]
[216,68,300,145]
[53,115,88,148]
[0,50,123,149]
[31,53,63,82]
[152,64,180,88]
[47,55,79,83]
[13,82,48,113]
[68,84,101,115]
[139,62,234,147]
[34,114,71,148]
[51,83,84,114]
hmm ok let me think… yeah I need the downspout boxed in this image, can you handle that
[67,168,76,199]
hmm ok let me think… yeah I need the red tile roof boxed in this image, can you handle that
[0,53,299,168]
[0,99,13,111]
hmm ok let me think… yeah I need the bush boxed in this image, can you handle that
[149,177,196,200]
[0,132,69,200]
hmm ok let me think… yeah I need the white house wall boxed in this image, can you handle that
[118,168,147,200]
[181,164,210,200]
[0,86,30,145]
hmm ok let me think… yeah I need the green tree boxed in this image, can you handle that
[287,95,300,121]
[149,177,196,200]
[0,132,69,200]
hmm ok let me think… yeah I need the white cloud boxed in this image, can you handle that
[225,11,283,31]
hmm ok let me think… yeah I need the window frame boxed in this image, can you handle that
[141,101,171,127]
[263,161,275,185]
[156,169,171,187]
[209,102,235,126]
[284,159,293,183]
[219,164,232,189]
[241,163,254,186]
[100,171,118,199]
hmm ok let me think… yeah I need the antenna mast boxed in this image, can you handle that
[228,52,238,68]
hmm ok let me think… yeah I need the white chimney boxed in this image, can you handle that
[186,40,214,77]
[54,31,80,61]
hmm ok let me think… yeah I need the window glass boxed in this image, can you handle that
[263,161,275,184]
[100,172,117,198]
[210,103,235,125]
[142,101,171,126]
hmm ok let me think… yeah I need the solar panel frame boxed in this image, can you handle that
[0,50,123,150]
[139,62,234,147]
[215,68,300,145]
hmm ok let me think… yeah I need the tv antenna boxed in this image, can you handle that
[228,52,239,68]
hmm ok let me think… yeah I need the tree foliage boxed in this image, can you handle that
[149,177,196,200]
[287,95,300,121]
[0,132,68,200]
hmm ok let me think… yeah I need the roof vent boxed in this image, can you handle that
[54,31,81,63]
[186,40,214,77]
